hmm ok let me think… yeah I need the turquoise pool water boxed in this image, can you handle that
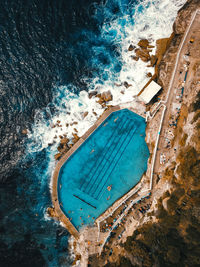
[57,109,149,230]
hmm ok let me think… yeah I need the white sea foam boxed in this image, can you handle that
[27,0,186,154]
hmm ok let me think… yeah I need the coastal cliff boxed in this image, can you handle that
[90,1,200,266]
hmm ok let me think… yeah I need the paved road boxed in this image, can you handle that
[152,10,200,188]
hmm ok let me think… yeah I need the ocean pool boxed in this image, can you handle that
[57,109,149,230]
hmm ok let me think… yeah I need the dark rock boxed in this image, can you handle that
[72,133,79,143]
[124,81,132,88]
[88,91,98,99]
[54,153,62,160]
[135,48,150,62]
[57,143,70,154]
[131,55,139,61]
[148,45,155,48]
[57,144,63,152]
[48,143,53,146]
[70,121,78,126]
[47,207,57,218]
[22,129,28,134]
[101,90,113,102]
[150,55,158,66]
[60,137,69,145]
[128,44,135,51]
[83,111,88,118]
[138,39,149,48]
[146,72,152,78]
[97,91,113,106]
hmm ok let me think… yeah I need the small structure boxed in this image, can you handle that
[138,81,162,104]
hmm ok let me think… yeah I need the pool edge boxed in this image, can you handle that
[51,105,146,237]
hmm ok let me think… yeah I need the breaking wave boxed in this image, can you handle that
[28,0,186,156]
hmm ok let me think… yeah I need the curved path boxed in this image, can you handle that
[149,9,199,190]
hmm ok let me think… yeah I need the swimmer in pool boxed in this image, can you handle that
[114,117,119,122]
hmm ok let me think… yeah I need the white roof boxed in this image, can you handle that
[139,81,161,104]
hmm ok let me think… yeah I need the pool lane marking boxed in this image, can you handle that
[73,194,97,209]
[53,107,121,236]
[79,116,125,191]
[91,120,135,199]
[84,118,130,196]
[96,123,138,200]
[85,117,130,196]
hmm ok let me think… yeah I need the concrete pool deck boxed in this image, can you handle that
[51,103,147,238]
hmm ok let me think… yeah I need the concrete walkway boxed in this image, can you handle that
[99,192,150,254]
[149,9,200,190]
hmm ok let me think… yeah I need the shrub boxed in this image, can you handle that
[191,91,200,112]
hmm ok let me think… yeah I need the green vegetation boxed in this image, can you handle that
[192,110,200,123]
[102,136,200,266]
[104,257,134,267]
[177,146,200,187]
[190,91,200,112]
[179,133,188,146]
[110,191,200,266]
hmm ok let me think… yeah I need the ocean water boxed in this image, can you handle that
[58,109,149,229]
[0,0,186,266]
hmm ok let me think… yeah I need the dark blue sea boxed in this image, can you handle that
[0,0,185,266]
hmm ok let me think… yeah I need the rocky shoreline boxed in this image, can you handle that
[52,34,171,164]
[47,35,162,219]
[48,1,200,266]
[88,0,200,266]
[64,28,181,267]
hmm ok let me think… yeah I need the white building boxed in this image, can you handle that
[138,81,162,104]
